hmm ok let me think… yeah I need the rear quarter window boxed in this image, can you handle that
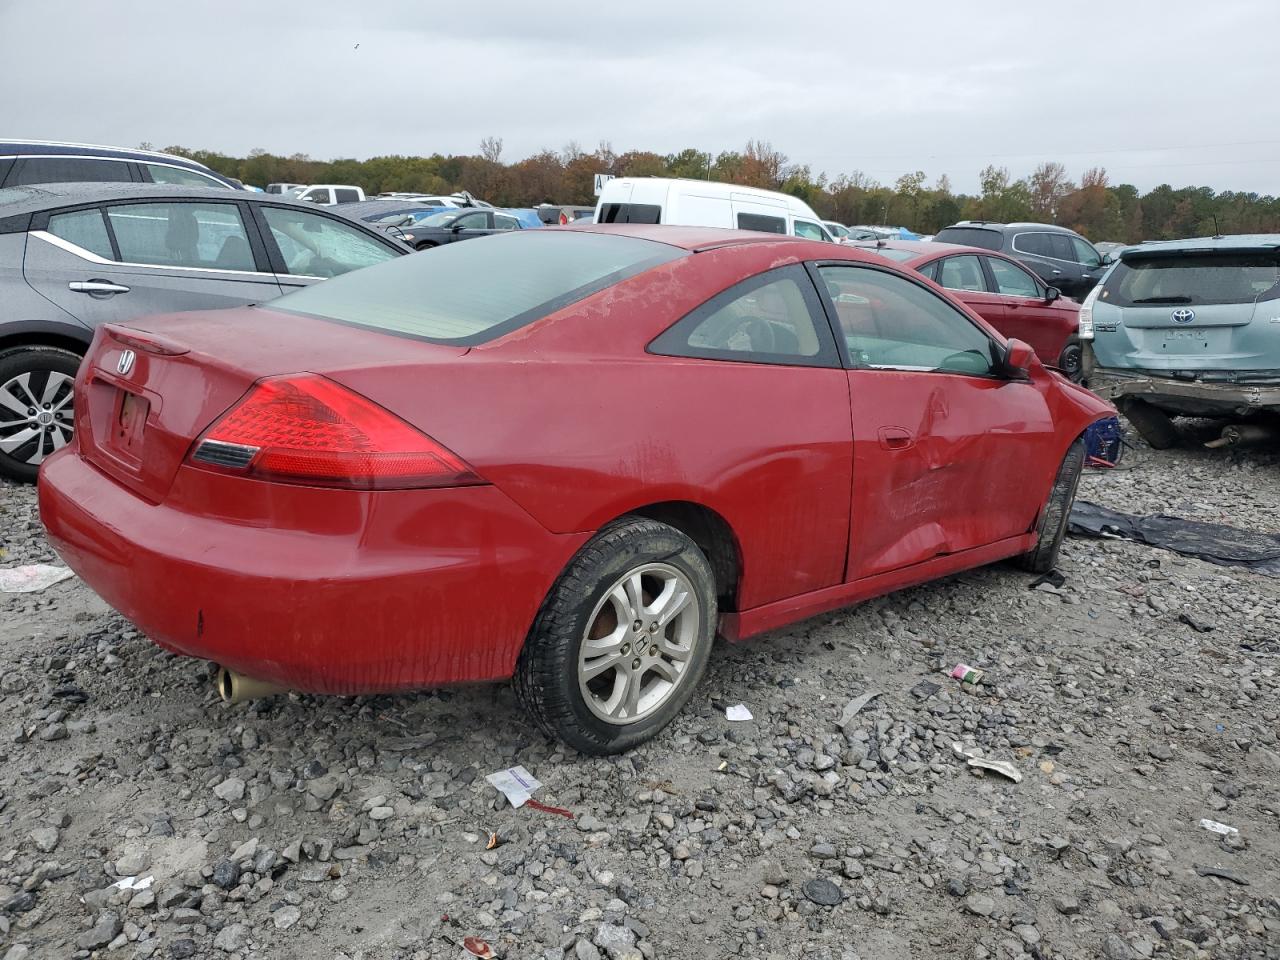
[597,203,661,224]
[933,228,1001,251]
[269,231,687,345]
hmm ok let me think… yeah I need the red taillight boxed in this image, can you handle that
[188,375,482,490]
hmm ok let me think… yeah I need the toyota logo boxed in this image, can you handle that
[1170,308,1195,324]
[116,349,136,376]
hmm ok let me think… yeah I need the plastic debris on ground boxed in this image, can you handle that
[1068,501,1280,575]
[838,691,881,729]
[725,703,753,722]
[950,663,983,685]
[0,564,76,594]
[953,742,1023,783]
[910,680,941,700]
[1083,415,1125,467]
[109,875,154,892]
[485,766,541,809]
[1029,569,1066,590]
[462,936,497,958]
[1199,819,1238,836]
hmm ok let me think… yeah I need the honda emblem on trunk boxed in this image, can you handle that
[117,349,136,376]
[1170,308,1195,324]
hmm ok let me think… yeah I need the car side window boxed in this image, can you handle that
[936,255,987,293]
[987,257,1041,298]
[46,208,115,260]
[11,157,134,186]
[105,202,256,271]
[494,214,519,231]
[1070,236,1101,268]
[261,206,398,278]
[144,163,226,188]
[736,212,786,234]
[1013,232,1051,257]
[649,265,837,367]
[334,189,361,204]
[793,219,826,241]
[455,212,489,230]
[818,265,997,377]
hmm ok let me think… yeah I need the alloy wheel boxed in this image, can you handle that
[577,562,701,725]
[0,370,75,466]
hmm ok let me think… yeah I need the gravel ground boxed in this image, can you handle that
[1,441,1277,960]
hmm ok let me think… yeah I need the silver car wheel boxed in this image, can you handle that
[578,562,701,726]
[0,370,75,465]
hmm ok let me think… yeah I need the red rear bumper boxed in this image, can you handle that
[38,447,586,694]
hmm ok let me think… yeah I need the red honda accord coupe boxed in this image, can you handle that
[39,225,1112,753]
[853,240,1083,381]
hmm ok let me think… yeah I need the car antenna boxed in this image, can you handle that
[1211,214,1222,239]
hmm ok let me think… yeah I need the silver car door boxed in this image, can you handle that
[24,200,282,327]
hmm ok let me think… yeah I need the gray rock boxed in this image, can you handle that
[307,776,341,801]
[809,842,838,860]
[75,912,122,950]
[575,942,602,960]
[1103,934,1134,960]
[213,777,246,802]
[169,939,197,959]
[802,878,843,906]
[964,894,995,917]
[593,922,636,958]
[116,850,151,875]
[1054,895,1081,915]
[29,827,58,853]
[214,922,249,953]
[3,946,31,960]
[273,905,302,929]
[211,859,241,890]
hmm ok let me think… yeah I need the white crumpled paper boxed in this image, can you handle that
[485,765,542,808]
[726,704,753,722]
[0,564,76,594]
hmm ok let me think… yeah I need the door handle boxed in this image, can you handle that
[69,280,130,295]
[878,426,915,450]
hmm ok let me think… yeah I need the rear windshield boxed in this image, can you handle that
[1103,253,1280,306]
[269,231,686,344]
[933,228,1001,251]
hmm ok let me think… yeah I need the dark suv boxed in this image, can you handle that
[932,221,1110,299]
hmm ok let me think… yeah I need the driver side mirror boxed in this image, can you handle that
[1099,253,1114,266]
[1002,339,1036,379]
[1043,286,1061,304]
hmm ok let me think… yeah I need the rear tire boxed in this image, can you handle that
[1057,338,1084,383]
[1015,438,1085,573]
[1118,398,1181,449]
[514,517,717,755]
[414,242,437,251]
[0,346,82,484]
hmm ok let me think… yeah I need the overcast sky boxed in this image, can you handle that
[3,0,1279,195]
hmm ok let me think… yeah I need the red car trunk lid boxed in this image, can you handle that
[76,308,466,503]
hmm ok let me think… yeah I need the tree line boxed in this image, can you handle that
[159,139,1280,243]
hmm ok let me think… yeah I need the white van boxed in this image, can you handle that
[291,184,366,206]
[594,177,832,241]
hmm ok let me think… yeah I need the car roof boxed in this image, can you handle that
[943,221,1081,235]
[0,139,212,166]
[849,239,994,261]
[564,222,846,253]
[0,182,306,218]
[1120,233,1280,254]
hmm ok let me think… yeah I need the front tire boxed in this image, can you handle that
[0,346,82,483]
[1057,338,1084,383]
[1016,438,1085,573]
[514,518,717,755]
